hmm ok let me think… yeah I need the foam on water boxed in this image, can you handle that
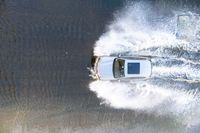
[89,2,200,127]
[152,64,200,81]
[90,81,198,112]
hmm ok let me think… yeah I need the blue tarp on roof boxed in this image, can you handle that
[128,63,140,74]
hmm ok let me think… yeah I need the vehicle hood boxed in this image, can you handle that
[97,57,115,80]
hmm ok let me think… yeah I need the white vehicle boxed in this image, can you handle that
[90,56,152,81]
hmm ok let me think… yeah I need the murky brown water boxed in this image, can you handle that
[0,0,199,132]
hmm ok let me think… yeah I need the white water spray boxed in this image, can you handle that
[89,2,200,126]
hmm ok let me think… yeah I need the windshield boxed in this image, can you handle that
[113,58,125,78]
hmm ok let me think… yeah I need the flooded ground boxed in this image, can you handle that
[0,0,199,133]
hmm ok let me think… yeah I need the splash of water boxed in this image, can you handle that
[93,3,195,56]
[90,81,198,112]
[89,2,200,126]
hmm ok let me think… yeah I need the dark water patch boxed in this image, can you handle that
[0,63,18,107]
[0,0,125,109]
[152,57,200,69]
[152,58,185,66]
[149,77,200,91]
[141,46,200,62]
[163,47,200,61]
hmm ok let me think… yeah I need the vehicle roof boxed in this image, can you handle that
[124,59,152,78]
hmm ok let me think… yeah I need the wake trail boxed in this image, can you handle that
[89,2,200,127]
